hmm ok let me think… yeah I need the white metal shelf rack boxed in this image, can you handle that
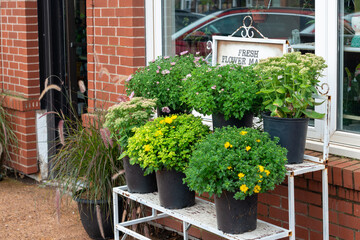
[113,185,290,240]
[113,95,330,240]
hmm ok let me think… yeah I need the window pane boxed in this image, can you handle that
[338,0,360,133]
[163,0,315,57]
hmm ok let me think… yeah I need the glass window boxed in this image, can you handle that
[338,0,360,133]
[163,0,315,57]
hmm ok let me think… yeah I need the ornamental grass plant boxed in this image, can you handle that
[0,96,17,178]
[254,52,327,119]
[181,64,262,120]
[52,109,125,211]
[125,52,206,114]
[126,114,210,174]
[184,127,287,200]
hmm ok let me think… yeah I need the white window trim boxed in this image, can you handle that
[146,0,360,160]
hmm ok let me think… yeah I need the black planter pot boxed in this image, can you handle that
[214,191,258,234]
[262,113,309,164]
[212,112,253,129]
[123,156,157,193]
[156,169,195,209]
[75,197,122,240]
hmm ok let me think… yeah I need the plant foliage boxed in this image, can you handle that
[52,111,125,213]
[182,64,262,120]
[126,114,210,174]
[254,52,327,118]
[0,96,17,172]
[104,97,156,150]
[125,52,206,113]
[184,127,287,200]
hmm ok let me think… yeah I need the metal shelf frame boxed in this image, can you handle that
[113,185,291,240]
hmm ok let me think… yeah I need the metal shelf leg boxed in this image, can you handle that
[288,175,295,240]
[323,168,329,240]
[183,222,191,240]
[113,191,120,240]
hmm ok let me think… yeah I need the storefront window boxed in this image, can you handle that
[163,0,315,57]
[338,0,360,133]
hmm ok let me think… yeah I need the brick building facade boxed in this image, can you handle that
[1,0,360,239]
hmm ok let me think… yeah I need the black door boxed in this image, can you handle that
[37,0,87,176]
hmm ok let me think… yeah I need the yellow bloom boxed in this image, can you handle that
[246,146,251,151]
[172,126,175,128]
[240,184,249,193]
[240,131,248,135]
[224,142,233,149]
[144,145,151,152]
[164,117,173,124]
[238,173,245,179]
[259,174,263,179]
[227,166,232,170]
[254,185,261,193]
[171,115,177,120]
[155,130,163,136]
[258,165,264,173]
[258,180,262,183]
[160,120,165,124]
[265,170,270,176]
[256,139,261,143]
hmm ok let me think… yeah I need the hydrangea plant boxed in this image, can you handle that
[254,52,327,118]
[184,127,287,200]
[181,64,262,120]
[104,97,157,150]
[125,52,206,114]
[126,114,210,174]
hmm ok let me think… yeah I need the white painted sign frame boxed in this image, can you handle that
[211,36,289,66]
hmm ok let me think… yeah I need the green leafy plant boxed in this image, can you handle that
[125,52,206,114]
[126,114,210,174]
[184,127,287,200]
[52,110,125,212]
[254,52,327,118]
[182,64,262,120]
[104,97,157,151]
[0,96,17,177]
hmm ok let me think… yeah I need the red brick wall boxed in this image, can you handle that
[0,0,40,174]
[86,0,146,112]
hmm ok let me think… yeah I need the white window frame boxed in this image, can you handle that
[145,0,360,159]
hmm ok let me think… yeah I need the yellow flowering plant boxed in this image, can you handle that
[126,114,210,174]
[184,127,287,200]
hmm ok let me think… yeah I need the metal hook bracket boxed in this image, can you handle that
[229,15,267,39]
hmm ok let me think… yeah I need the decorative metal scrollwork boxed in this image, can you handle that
[229,16,267,39]
[316,83,330,96]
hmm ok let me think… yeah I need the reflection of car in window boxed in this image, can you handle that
[175,10,205,32]
[173,8,315,55]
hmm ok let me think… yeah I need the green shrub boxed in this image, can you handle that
[104,97,156,150]
[125,52,206,113]
[126,114,210,174]
[182,64,262,120]
[184,127,287,200]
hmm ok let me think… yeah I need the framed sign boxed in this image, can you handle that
[212,36,289,66]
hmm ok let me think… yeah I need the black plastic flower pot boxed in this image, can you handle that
[156,169,195,209]
[123,156,157,193]
[262,112,309,164]
[212,112,253,129]
[75,197,122,240]
[214,191,258,234]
